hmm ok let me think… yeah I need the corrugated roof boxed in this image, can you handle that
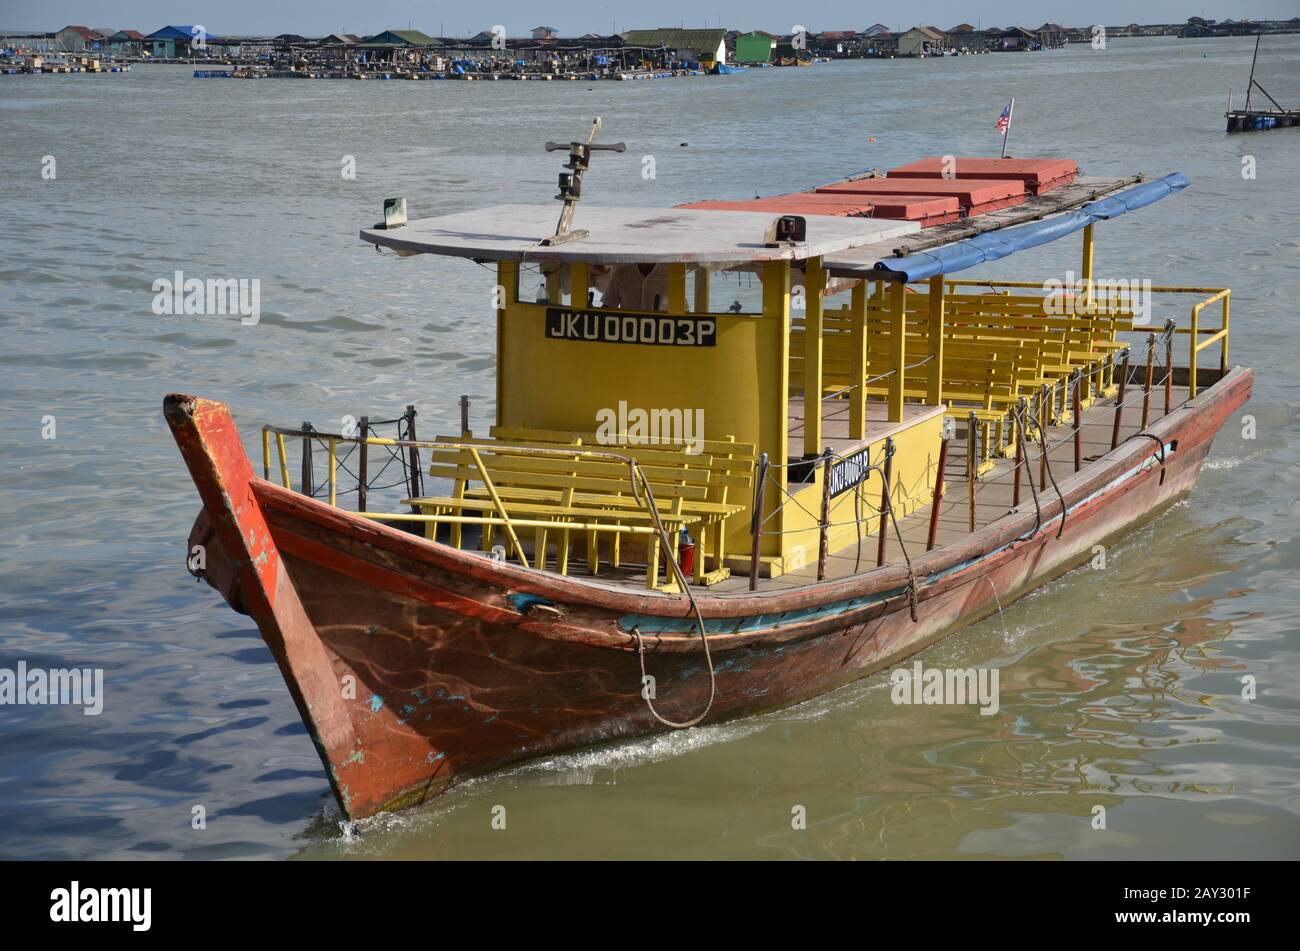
[623,28,726,50]
[364,29,439,45]
[147,25,217,41]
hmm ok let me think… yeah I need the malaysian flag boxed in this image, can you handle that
[996,102,1012,135]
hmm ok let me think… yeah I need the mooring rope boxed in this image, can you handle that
[1035,400,1070,540]
[1017,403,1044,538]
[625,459,716,729]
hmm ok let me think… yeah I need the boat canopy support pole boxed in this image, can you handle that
[571,261,589,308]
[888,281,906,423]
[927,274,945,406]
[693,265,710,313]
[1081,223,1095,291]
[667,262,687,314]
[802,256,825,458]
[849,279,868,441]
[761,260,790,563]
[495,261,517,429]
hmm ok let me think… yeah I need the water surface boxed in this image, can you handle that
[1,36,1297,860]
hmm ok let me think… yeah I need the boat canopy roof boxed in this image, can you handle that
[360,204,919,265]
[359,172,1187,274]
[824,173,1189,281]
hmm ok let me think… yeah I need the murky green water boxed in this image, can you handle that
[1,36,1297,860]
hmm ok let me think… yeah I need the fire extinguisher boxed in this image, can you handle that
[677,526,695,577]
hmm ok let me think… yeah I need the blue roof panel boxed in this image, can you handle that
[873,173,1189,282]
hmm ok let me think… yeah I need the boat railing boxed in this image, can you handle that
[943,279,1229,397]
[257,423,693,584]
[760,310,1196,589]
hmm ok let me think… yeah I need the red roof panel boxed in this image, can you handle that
[815,176,1027,215]
[678,191,961,226]
[886,156,1078,195]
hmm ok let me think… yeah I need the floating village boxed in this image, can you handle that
[3,17,1299,80]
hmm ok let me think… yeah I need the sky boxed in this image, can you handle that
[4,1,1298,35]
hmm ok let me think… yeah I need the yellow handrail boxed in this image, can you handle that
[258,424,684,576]
[467,445,528,568]
[1188,288,1230,397]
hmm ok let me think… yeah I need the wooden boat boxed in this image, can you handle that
[168,135,1251,820]
[711,62,748,75]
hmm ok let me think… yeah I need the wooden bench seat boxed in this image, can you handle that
[410,432,754,590]
[488,427,756,586]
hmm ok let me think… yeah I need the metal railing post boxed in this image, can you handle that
[406,404,422,501]
[300,421,313,497]
[967,412,978,533]
[1141,334,1155,429]
[926,437,949,552]
[1111,352,1129,450]
[817,449,832,581]
[749,452,768,591]
[357,415,369,512]
[1072,370,1083,472]
[877,438,893,567]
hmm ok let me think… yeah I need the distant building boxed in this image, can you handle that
[363,29,440,46]
[623,28,727,65]
[531,26,558,41]
[812,30,859,55]
[734,31,775,63]
[898,25,946,56]
[991,27,1038,51]
[946,23,988,51]
[145,25,218,58]
[54,25,101,51]
[1037,22,1066,48]
[322,33,361,45]
[107,29,145,55]
[862,23,892,37]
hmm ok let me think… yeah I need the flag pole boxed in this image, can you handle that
[1000,97,1015,158]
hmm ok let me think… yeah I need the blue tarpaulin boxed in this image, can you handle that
[872,173,1190,282]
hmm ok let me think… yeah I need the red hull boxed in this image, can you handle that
[165,366,1252,819]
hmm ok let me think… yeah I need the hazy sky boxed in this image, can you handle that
[4,1,1297,35]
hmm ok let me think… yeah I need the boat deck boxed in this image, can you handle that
[517,379,1191,596]
[723,382,1190,593]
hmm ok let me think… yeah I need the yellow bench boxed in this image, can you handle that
[489,427,756,585]
[409,433,752,590]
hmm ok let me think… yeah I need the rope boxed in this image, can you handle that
[1035,398,1069,540]
[1015,403,1043,537]
[625,460,715,729]
[878,454,920,623]
[1127,432,1168,465]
